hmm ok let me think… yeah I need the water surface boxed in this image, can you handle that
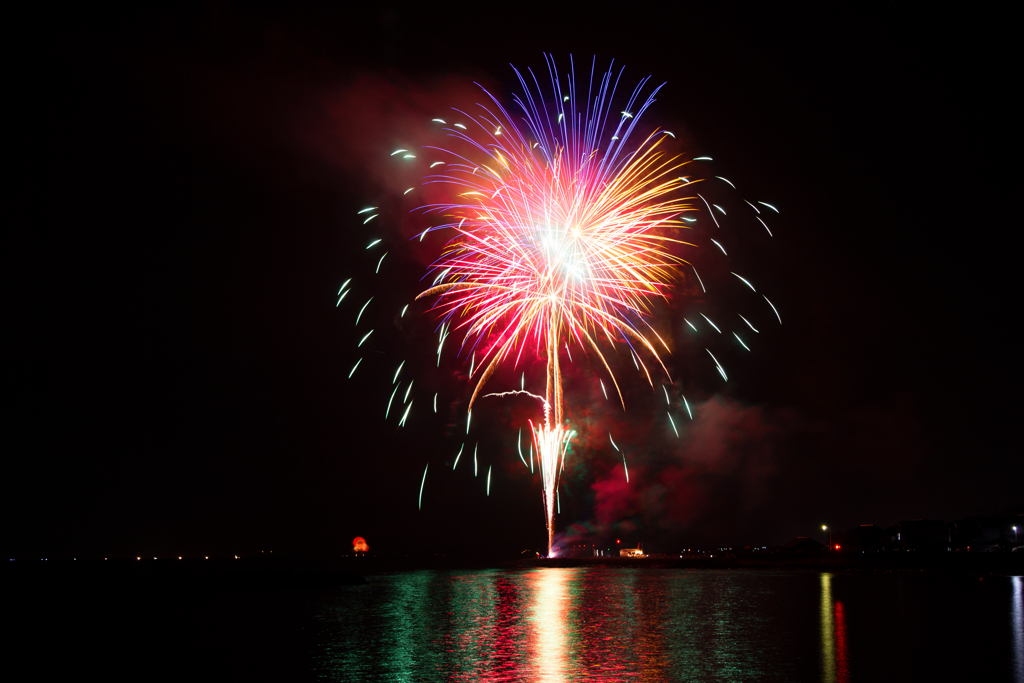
[310,569,1022,682]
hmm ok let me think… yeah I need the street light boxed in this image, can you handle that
[822,525,832,551]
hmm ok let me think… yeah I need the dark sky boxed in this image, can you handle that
[11,4,1016,558]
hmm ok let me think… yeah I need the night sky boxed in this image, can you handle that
[12,4,1017,559]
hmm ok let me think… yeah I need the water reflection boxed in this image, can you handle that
[821,573,835,682]
[1013,576,1023,683]
[820,573,850,683]
[529,569,570,681]
[834,599,849,682]
[312,569,1019,681]
[494,576,525,676]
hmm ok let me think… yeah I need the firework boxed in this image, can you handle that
[415,55,698,554]
[338,55,781,557]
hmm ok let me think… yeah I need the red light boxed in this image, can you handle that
[835,545,841,550]
[616,539,621,544]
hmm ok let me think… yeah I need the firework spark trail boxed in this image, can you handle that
[484,389,548,405]
[739,314,759,333]
[398,401,413,427]
[517,428,529,468]
[386,385,400,418]
[418,463,428,510]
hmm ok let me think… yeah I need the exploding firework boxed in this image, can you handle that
[414,56,699,554]
[339,55,781,557]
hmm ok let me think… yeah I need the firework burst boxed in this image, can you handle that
[415,55,698,553]
[337,55,781,557]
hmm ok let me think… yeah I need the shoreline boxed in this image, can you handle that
[4,552,1021,591]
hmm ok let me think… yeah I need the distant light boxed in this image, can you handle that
[178,557,182,560]
[205,556,209,560]
[822,525,828,530]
